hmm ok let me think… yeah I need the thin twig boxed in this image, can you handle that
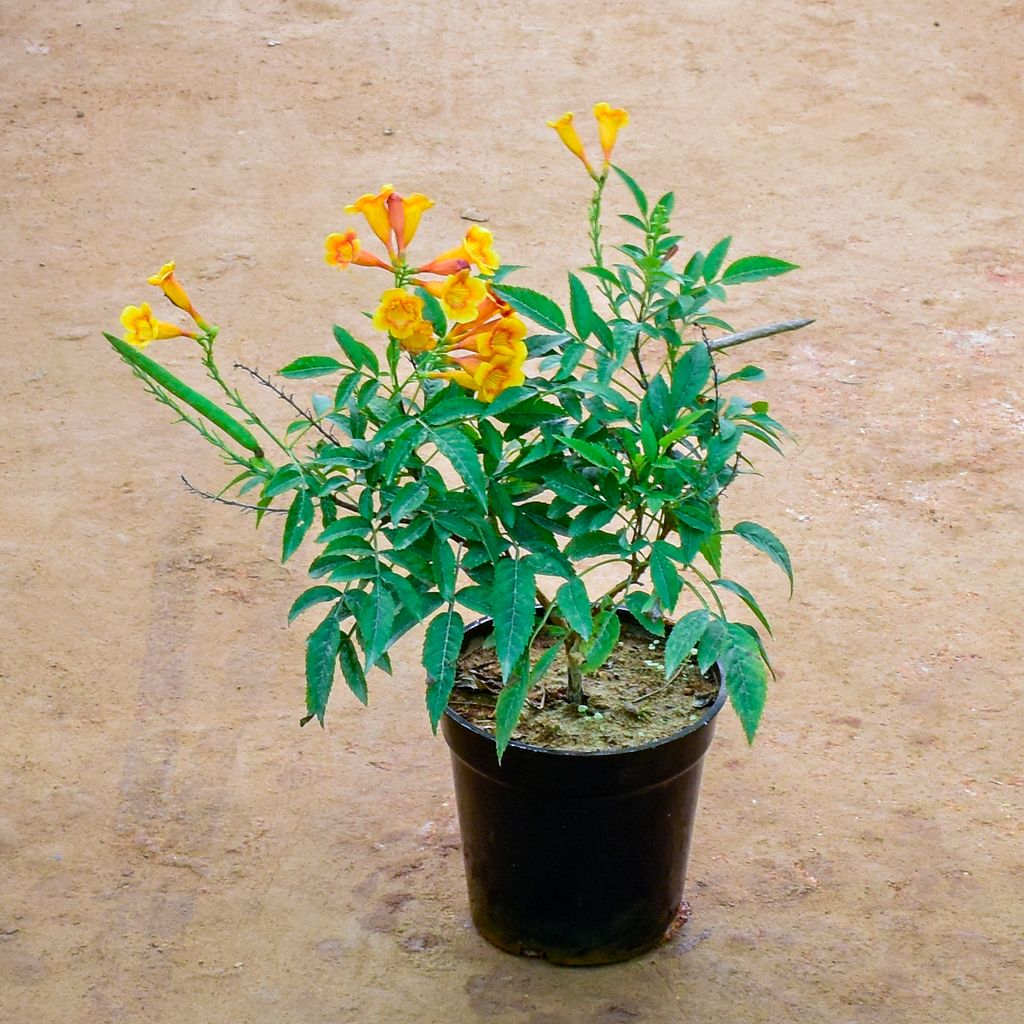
[635,683,670,703]
[706,318,814,353]
[234,363,339,443]
[180,475,287,514]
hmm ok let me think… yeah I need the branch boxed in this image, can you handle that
[234,363,339,443]
[706,318,814,353]
[180,475,287,515]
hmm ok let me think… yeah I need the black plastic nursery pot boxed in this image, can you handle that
[440,616,727,966]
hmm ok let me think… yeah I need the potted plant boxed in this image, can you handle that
[105,103,808,965]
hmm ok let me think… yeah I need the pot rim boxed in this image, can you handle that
[443,613,728,760]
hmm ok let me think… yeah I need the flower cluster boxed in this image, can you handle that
[119,262,209,348]
[324,185,527,402]
[546,102,629,178]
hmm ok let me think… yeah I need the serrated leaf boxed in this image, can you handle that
[611,165,649,216]
[697,616,728,674]
[712,578,773,635]
[702,236,732,283]
[282,489,315,562]
[492,284,566,333]
[721,255,799,285]
[568,272,597,341]
[720,623,768,742]
[428,426,487,510]
[455,585,491,615]
[332,324,380,374]
[564,530,624,560]
[491,557,536,681]
[582,610,620,673]
[732,521,794,595]
[494,664,532,761]
[622,591,665,636]
[278,355,344,379]
[305,608,342,726]
[700,530,722,576]
[556,577,593,641]
[356,583,396,670]
[546,468,602,507]
[424,607,466,732]
[390,481,430,523]
[338,633,368,705]
[559,435,622,475]
[664,609,711,679]
[650,540,682,610]
[671,343,711,406]
[288,586,342,623]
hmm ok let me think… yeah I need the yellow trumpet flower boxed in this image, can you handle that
[593,102,629,166]
[431,269,488,324]
[120,302,196,349]
[371,287,424,339]
[546,112,593,173]
[345,184,395,250]
[399,320,437,354]
[390,192,434,251]
[147,261,209,331]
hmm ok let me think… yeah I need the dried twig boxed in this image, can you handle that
[234,363,338,443]
[180,475,286,514]
[706,318,814,353]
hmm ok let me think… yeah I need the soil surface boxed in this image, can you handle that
[2,2,1022,1022]
[451,622,719,751]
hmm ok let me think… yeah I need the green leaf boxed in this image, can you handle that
[702,236,732,283]
[428,426,487,510]
[546,468,602,507]
[700,529,722,576]
[720,623,768,742]
[288,586,342,623]
[491,556,536,681]
[529,643,562,686]
[580,265,621,287]
[338,633,368,705]
[611,165,649,216]
[721,364,766,384]
[304,608,341,726]
[390,481,430,523]
[697,616,728,674]
[278,355,345,379]
[356,584,397,670]
[721,255,799,285]
[568,272,597,340]
[664,609,710,679]
[414,288,448,341]
[582,610,620,673]
[494,664,532,761]
[316,516,372,544]
[455,585,491,615]
[559,435,622,475]
[650,540,682,610]
[712,579,773,636]
[282,489,315,562]
[424,607,466,732]
[732,521,794,595]
[422,394,487,425]
[434,535,457,602]
[556,577,593,641]
[332,324,380,374]
[564,531,623,560]
[492,284,566,333]
[671,343,711,407]
[622,592,665,636]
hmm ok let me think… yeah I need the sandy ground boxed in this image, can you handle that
[2,1,1022,1021]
